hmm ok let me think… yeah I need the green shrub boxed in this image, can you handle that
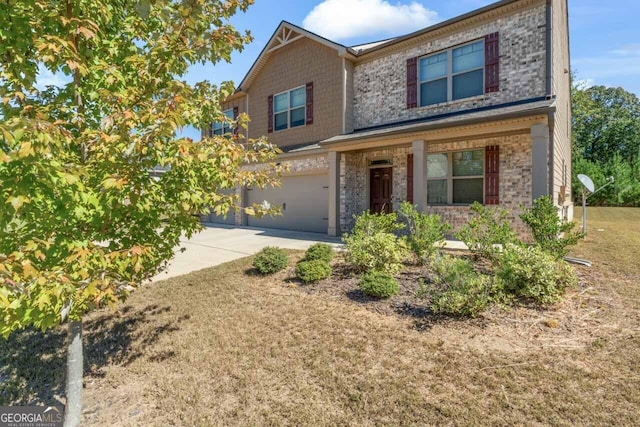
[397,202,451,263]
[359,270,399,298]
[427,254,500,317]
[252,246,288,274]
[497,244,577,304]
[350,210,405,235]
[295,260,332,283]
[520,196,583,259]
[343,210,408,274]
[343,231,408,274]
[455,202,519,262]
[303,243,335,263]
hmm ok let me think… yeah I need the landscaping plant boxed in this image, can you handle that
[427,254,500,317]
[359,270,399,298]
[343,211,408,274]
[0,1,281,423]
[455,202,519,262]
[497,244,577,304]
[397,202,451,264]
[253,247,289,275]
[295,259,332,283]
[303,243,335,263]
[520,196,583,259]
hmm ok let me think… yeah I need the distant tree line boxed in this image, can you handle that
[572,79,640,206]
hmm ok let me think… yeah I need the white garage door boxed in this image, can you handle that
[203,190,235,225]
[247,173,329,234]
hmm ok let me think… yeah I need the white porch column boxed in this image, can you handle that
[412,140,427,212]
[328,151,341,236]
[531,124,550,201]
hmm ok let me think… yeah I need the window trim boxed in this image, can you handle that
[212,109,235,136]
[273,85,306,132]
[418,39,485,107]
[426,149,485,206]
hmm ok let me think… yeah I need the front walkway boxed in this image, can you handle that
[153,224,341,281]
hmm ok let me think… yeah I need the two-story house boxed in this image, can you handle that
[204,0,572,237]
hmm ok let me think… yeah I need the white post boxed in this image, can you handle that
[582,190,587,235]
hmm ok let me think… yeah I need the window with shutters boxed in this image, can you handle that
[273,86,306,131]
[419,39,484,107]
[212,109,235,135]
[426,150,484,205]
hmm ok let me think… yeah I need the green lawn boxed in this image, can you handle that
[1,208,638,426]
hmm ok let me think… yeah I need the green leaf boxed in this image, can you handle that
[135,0,151,19]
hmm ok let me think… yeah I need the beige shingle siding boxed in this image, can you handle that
[550,0,572,216]
[352,1,548,129]
[246,37,345,149]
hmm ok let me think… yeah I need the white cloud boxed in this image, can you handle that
[609,44,640,56]
[574,78,595,89]
[302,0,439,41]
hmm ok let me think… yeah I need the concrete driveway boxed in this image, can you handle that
[153,224,341,282]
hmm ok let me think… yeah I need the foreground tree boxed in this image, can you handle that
[0,0,278,425]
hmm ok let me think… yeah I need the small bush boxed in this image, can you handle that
[497,244,577,304]
[252,246,288,274]
[343,210,408,274]
[359,270,399,298]
[304,243,334,263]
[295,259,332,283]
[427,255,499,317]
[397,202,451,263]
[350,210,405,235]
[520,196,583,259]
[455,202,519,262]
[343,231,408,274]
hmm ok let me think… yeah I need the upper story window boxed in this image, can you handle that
[212,109,235,135]
[274,86,306,131]
[419,40,485,107]
[427,149,484,205]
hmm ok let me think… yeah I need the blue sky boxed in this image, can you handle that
[177,0,639,139]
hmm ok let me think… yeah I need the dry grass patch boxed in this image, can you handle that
[0,208,638,426]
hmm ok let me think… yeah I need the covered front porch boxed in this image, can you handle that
[323,103,555,237]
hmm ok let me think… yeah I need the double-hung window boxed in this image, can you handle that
[419,40,484,107]
[212,109,235,135]
[427,150,484,205]
[274,86,306,131]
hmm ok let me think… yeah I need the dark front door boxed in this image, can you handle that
[370,167,393,214]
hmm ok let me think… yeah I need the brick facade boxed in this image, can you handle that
[353,2,547,129]
[341,134,532,235]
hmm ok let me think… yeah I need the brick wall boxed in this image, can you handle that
[353,1,547,129]
[341,147,412,230]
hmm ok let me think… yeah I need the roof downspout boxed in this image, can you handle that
[342,57,347,134]
[545,0,553,97]
[546,0,554,198]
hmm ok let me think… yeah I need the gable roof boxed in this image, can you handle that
[233,0,539,94]
[237,21,355,92]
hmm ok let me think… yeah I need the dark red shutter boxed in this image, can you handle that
[233,106,239,136]
[267,95,273,133]
[407,154,414,204]
[485,32,500,93]
[208,123,213,137]
[485,145,499,205]
[406,57,418,109]
[305,82,314,125]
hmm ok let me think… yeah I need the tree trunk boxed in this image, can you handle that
[64,320,83,427]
